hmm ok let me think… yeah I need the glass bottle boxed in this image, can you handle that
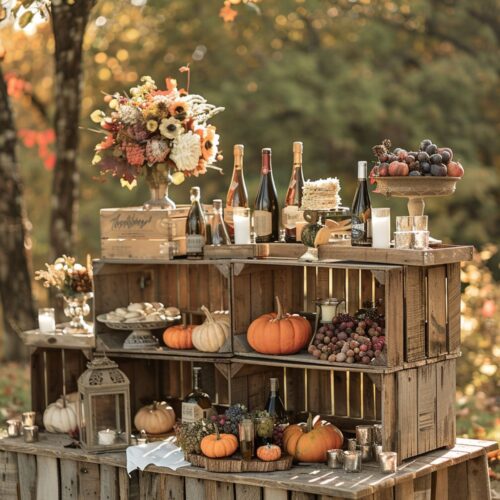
[351,161,372,246]
[254,148,280,243]
[209,199,231,246]
[225,144,248,241]
[186,186,206,258]
[181,366,214,423]
[265,377,287,422]
[283,141,305,243]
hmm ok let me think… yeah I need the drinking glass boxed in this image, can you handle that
[238,419,255,460]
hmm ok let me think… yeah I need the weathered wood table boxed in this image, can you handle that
[0,433,496,499]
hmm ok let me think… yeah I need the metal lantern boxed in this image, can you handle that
[77,356,131,453]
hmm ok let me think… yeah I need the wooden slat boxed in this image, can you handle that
[446,264,461,353]
[331,268,346,302]
[417,364,437,455]
[436,360,456,449]
[100,464,118,500]
[205,480,234,500]
[427,266,447,357]
[235,484,262,500]
[398,368,418,460]
[189,265,202,311]
[36,456,59,500]
[0,451,19,499]
[177,266,190,310]
[413,473,432,500]
[233,273,251,334]
[362,373,376,420]
[382,373,398,455]
[431,468,448,500]
[306,267,317,312]
[285,367,306,413]
[405,267,426,362]
[274,266,295,314]
[118,468,130,500]
[263,488,287,500]
[291,492,316,500]
[349,372,362,418]
[373,489,394,500]
[347,268,360,314]
[208,265,224,312]
[447,462,468,500]
[250,270,275,322]
[78,461,100,500]
[386,269,404,368]
[395,479,414,500]
[18,453,37,500]
[333,370,348,417]
[186,477,206,499]
[60,459,78,500]
[466,454,490,500]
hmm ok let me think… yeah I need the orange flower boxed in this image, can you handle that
[191,158,207,177]
[96,135,114,151]
[201,125,219,162]
[168,100,190,119]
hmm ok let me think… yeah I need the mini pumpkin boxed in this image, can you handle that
[163,324,195,350]
[43,395,78,434]
[134,401,176,434]
[257,444,282,462]
[283,414,343,463]
[200,428,238,458]
[192,306,230,352]
[247,297,312,355]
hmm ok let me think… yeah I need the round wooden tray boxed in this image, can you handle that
[188,453,293,473]
[96,314,181,330]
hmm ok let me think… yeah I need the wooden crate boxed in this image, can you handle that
[92,260,231,355]
[100,237,187,260]
[230,259,462,368]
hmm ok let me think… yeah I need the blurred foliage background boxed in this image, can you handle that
[0,0,498,448]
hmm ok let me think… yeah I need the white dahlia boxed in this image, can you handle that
[146,139,170,164]
[170,132,202,172]
[118,104,142,125]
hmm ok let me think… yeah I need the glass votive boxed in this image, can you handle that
[233,207,251,245]
[373,444,383,463]
[373,424,383,445]
[6,419,22,437]
[130,434,138,446]
[413,230,429,250]
[379,451,397,473]
[24,425,38,443]
[372,208,391,249]
[98,429,117,446]
[359,444,372,462]
[343,450,362,473]
[396,216,413,232]
[327,449,344,469]
[22,411,36,427]
[355,425,373,445]
[347,438,357,451]
[38,308,56,333]
[394,231,412,249]
[238,418,255,461]
[254,415,275,447]
[413,215,428,231]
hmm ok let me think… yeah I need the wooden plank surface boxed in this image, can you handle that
[398,368,418,460]
[404,267,426,361]
[447,461,467,500]
[36,456,59,500]
[466,454,490,500]
[413,473,432,500]
[436,360,456,449]
[60,459,78,500]
[235,483,262,500]
[431,468,447,500]
[18,453,37,500]
[395,479,414,500]
[386,269,404,368]
[78,461,100,500]
[427,266,447,357]
[417,364,437,455]
[100,464,118,500]
[0,451,19,499]
[446,263,461,353]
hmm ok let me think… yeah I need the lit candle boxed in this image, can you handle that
[233,208,251,244]
[372,208,391,249]
[98,429,116,446]
[38,308,56,333]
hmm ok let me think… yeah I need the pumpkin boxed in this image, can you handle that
[200,428,238,458]
[134,401,176,434]
[163,324,195,350]
[247,297,312,355]
[43,395,78,434]
[256,444,282,462]
[192,306,230,352]
[283,414,343,463]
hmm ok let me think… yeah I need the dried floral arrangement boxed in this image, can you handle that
[35,255,92,296]
[90,68,224,189]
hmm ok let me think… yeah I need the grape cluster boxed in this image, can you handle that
[69,267,92,294]
[272,423,288,448]
[370,138,464,178]
[308,310,386,365]
[219,403,248,436]
[175,419,217,454]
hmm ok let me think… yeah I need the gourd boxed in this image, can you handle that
[283,414,343,463]
[200,428,238,458]
[192,306,230,352]
[247,297,312,355]
[256,444,282,462]
[209,310,230,327]
[163,324,195,350]
[134,401,176,434]
[43,394,78,434]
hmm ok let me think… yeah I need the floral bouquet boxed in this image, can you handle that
[90,69,224,207]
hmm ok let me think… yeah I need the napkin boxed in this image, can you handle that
[126,437,190,474]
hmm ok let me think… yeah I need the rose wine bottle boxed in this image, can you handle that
[186,186,206,258]
[351,161,372,246]
[181,367,214,423]
[225,144,248,241]
[283,141,305,243]
[254,148,280,243]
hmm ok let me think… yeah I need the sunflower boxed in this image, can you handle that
[201,125,219,162]
[146,120,158,132]
[159,117,183,140]
[168,100,190,120]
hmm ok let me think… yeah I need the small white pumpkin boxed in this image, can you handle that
[192,306,230,352]
[134,401,176,434]
[43,395,78,434]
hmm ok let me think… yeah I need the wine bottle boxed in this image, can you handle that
[254,148,280,243]
[225,144,248,241]
[181,366,214,423]
[283,141,305,243]
[265,377,287,422]
[351,161,372,246]
[209,199,231,246]
[186,186,206,258]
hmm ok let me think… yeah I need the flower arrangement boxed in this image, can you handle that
[90,69,224,191]
[35,255,92,297]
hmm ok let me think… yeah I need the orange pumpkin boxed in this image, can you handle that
[256,444,282,462]
[283,414,343,463]
[200,429,238,458]
[163,324,195,350]
[247,296,312,355]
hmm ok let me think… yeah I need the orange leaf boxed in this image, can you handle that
[220,1,238,22]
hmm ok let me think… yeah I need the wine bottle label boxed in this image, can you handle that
[282,205,304,229]
[181,402,204,423]
[229,180,239,191]
[352,215,372,243]
[186,234,205,254]
[254,210,272,236]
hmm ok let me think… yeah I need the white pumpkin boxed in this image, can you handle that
[43,396,78,433]
[192,306,230,352]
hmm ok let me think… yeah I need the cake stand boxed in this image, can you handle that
[96,314,181,349]
[373,177,460,243]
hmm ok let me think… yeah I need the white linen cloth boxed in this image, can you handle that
[126,437,190,474]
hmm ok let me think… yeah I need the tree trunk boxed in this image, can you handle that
[50,0,96,258]
[0,65,36,360]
